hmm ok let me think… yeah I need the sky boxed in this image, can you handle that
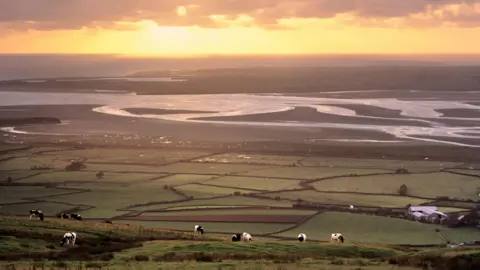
[0,0,479,55]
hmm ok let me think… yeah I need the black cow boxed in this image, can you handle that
[231,233,242,242]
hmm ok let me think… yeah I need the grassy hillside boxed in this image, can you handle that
[1,216,479,270]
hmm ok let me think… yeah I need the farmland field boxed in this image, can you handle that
[157,162,272,175]
[258,190,429,207]
[194,153,303,166]
[175,184,260,198]
[311,172,480,200]
[0,186,75,204]
[238,167,390,180]
[1,145,479,247]
[114,220,295,234]
[204,176,302,191]
[300,157,460,172]
[127,196,293,212]
[139,209,316,216]
[41,148,212,165]
[149,174,214,187]
[274,212,480,245]
[17,171,165,184]
[0,201,88,216]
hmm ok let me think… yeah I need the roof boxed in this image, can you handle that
[409,206,438,212]
[412,212,425,218]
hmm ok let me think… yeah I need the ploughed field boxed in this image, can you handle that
[1,145,480,246]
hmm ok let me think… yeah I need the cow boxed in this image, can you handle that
[60,232,77,247]
[331,233,345,243]
[70,213,82,221]
[241,232,252,242]
[194,225,204,235]
[29,210,44,221]
[298,233,307,242]
[232,233,242,242]
[58,212,70,219]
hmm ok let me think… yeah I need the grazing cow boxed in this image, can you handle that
[29,210,43,221]
[232,233,242,242]
[298,233,307,242]
[194,225,204,235]
[331,233,345,243]
[105,220,113,224]
[241,232,252,242]
[60,232,77,247]
[58,212,70,219]
[70,213,82,221]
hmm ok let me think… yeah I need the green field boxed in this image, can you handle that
[17,171,165,184]
[176,184,260,198]
[204,176,303,191]
[82,163,173,173]
[149,174,214,187]
[300,157,460,172]
[0,170,45,181]
[311,172,479,200]
[41,148,212,165]
[139,209,316,216]
[0,156,59,170]
[157,162,272,175]
[114,220,295,235]
[195,153,303,166]
[39,184,186,218]
[239,167,390,180]
[0,186,76,204]
[274,212,480,245]
[128,196,293,212]
[0,201,88,216]
[1,145,480,251]
[258,190,429,207]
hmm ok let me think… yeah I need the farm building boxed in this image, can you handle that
[407,206,447,223]
[445,210,480,228]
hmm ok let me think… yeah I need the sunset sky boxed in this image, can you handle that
[0,0,479,55]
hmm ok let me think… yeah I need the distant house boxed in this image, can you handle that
[408,206,447,223]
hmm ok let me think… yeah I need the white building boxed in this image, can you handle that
[408,206,447,223]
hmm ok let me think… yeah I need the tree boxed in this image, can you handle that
[399,184,408,196]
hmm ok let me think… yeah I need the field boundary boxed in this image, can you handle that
[263,211,324,236]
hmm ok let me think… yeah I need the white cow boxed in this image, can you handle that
[298,233,307,242]
[241,232,252,242]
[60,232,77,247]
[194,225,204,235]
[331,233,344,243]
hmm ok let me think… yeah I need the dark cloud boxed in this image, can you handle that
[0,0,479,30]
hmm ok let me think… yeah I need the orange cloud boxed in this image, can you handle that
[1,0,480,31]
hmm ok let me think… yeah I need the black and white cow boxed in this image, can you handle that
[194,225,204,235]
[58,212,70,219]
[70,213,82,221]
[298,233,307,242]
[232,232,252,242]
[331,233,345,243]
[29,210,44,221]
[60,232,77,247]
